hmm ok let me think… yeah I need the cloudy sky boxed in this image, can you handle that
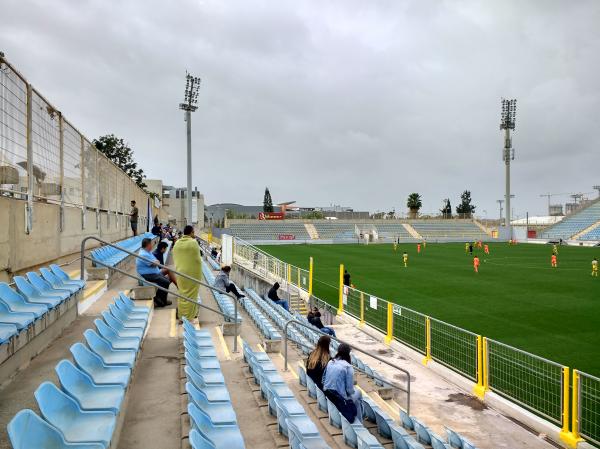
[2,0,599,217]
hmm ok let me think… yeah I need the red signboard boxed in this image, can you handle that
[258,212,285,220]
[278,234,296,240]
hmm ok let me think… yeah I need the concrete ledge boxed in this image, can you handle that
[263,339,282,353]
[221,322,241,336]
[131,286,156,300]
[87,267,109,280]
[0,295,78,387]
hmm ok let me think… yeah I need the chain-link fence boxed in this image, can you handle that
[392,305,427,354]
[0,56,149,231]
[486,338,564,424]
[430,318,478,380]
[578,371,600,446]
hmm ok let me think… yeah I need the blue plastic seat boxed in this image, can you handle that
[108,304,146,329]
[70,343,130,387]
[399,409,415,430]
[189,428,217,449]
[14,276,62,308]
[27,272,72,300]
[298,364,307,387]
[0,283,48,317]
[0,322,18,344]
[117,292,149,312]
[56,360,124,414]
[0,301,35,329]
[101,311,144,339]
[306,375,317,399]
[185,366,231,403]
[94,319,140,350]
[8,409,105,449]
[340,412,376,449]
[113,299,148,320]
[187,359,226,385]
[326,397,342,429]
[183,341,218,358]
[430,434,451,449]
[40,267,81,294]
[35,382,116,448]
[83,329,136,368]
[273,397,309,436]
[412,418,432,445]
[188,403,245,449]
[373,407,395,439]
[186,382,237,425]
[50,264,86,289]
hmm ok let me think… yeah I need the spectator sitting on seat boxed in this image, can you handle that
[136,238,173,308]
[267,282,289,311]
[153,241,177,287]
[306,335,331,390]
[308,307,336,337]
[151,218,161,237]
[323,343,363,423]
[213,266,245,299]
[211,247,218,259]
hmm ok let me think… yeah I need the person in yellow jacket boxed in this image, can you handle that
[173,225,202,322]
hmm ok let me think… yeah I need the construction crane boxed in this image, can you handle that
[540,191,597,215]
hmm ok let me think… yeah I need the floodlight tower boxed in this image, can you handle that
[179,72,201,226]
[500,98,517,238]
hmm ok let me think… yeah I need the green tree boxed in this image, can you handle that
[93,134,147,190]
[263,187,274,213]
[456,190,476,218]
[304,211,324,219]
[406,193,422,218]
[441,198,452,218]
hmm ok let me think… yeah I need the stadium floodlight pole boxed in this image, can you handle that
[497,199,504,224]
[179,72,201,226]
[500,98,517,239]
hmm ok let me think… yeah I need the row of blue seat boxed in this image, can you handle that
[202,261,242,323]
[206,256,221,271]
[0,264,85,344]
[90,233,154,268]
[245,288,479,449]
[181,318,245,449]
[240,295,282,340]
[7,293,149,449]
[242,340,330,449]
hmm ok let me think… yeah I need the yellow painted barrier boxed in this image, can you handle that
[338,264,344,314]
[422,317,432,365]
[560,370,584,448]
[385,302,393,344]
[287,264,291,283]
[473,335,486,399]
[308,257,313,296]
[297,266,300,287]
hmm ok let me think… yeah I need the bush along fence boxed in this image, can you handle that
[231,237,598,448]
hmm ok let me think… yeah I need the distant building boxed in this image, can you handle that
[162,185,204,228]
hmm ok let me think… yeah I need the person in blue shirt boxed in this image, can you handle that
[137,238,172,307]
[322,343,363,423]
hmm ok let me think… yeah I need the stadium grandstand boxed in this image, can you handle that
[224,219,491,244]
[540,199,600,241]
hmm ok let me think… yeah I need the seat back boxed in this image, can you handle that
[70,342,104,372]
[340,413,358,448]
[306,374,317,398]
[185,365,207,389]
[298,364,307,387]
[56,359,94,398]
[95,318,119,341]
[444,427,463,449]
[189,428,216,449]
[316,387,328,412]
[412,419,432,445]
[7,409,72,449]
[374,408,393,439]
[327,397,342,428]
[188,402,213,433]
[430,434,449,449]
[40,267,61,285]
[102,311,124,330]
[14,276,40,297]
[84,329,111,356]
[27,272,52,292]
[399,409,414,430]
[35,381,79,425]
[186,381,212,410]
[51,264,75,282]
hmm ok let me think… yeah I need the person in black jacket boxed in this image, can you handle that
[343,269,351,286]
[306,335,331,390]
[267,282,289,311]
[307,307,336,337]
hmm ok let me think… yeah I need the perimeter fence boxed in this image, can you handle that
[230,236,596,446]
[0,55,149,233]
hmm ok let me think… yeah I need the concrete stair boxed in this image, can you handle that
[473,219,492,236]
[304,223,320,240]
[402,223,422,239]
[571,220,600,240]
[288,291,308,315]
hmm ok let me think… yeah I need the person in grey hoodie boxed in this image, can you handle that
[213,266,245,299]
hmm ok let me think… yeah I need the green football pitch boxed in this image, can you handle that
[258,242,600,375]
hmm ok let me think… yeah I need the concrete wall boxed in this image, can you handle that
[0,197,139,282]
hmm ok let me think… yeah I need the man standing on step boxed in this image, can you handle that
[129,200,139,236]
[173,225,202,322]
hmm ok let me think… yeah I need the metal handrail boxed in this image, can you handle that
[80,235,240,352]
[282,319,411,415]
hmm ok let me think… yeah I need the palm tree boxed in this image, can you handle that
[406,193,422,219]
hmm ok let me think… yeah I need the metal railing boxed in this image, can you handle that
[80,236,240,352]
[282,319,412,415]
[575,370,599,445]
